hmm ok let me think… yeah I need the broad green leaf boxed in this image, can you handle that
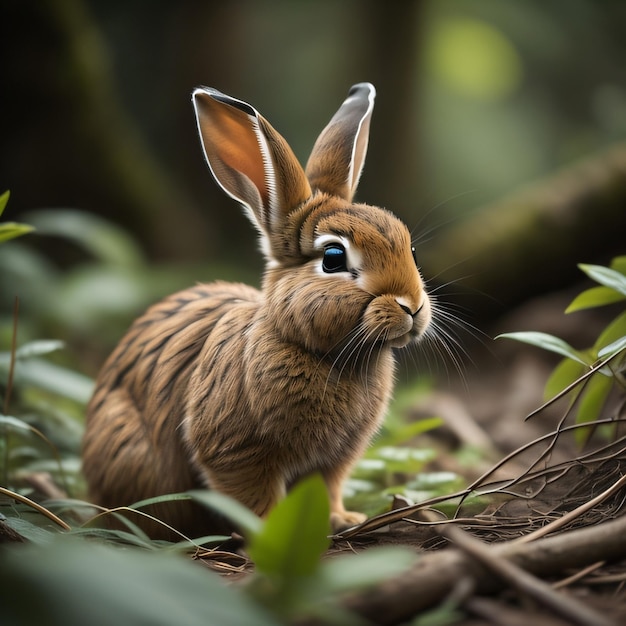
[544,357,586,400]
[0,339,65,369]
[248,473,330,579]
[375,416,443,447]
[1,515,57,545]
[25,209,145,268]
[574,373,613,446]
[610,256,626,275]
[579,263,626,297]
[0,189,9,216]
[0,222,34,243]
[594,311,626,355]
[1,358,95,404]
[188,489,263,537]
[598,335,626,360]
[566,286,626,313]
[0,537,280,626]
[497,331,589,365]
[0,413,33,432]
[15,339,66,359]
[130,493,194,510]
[317,546,415,594]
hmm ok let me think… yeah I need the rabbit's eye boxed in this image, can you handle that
[411,246,418,266]
[322,244,348,273]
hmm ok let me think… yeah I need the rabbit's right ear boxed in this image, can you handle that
[305,83,375,202]
[193,87,312,240]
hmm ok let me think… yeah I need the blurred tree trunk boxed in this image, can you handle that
[0,0,231,261]
[421,141,626,319]
[356,0,424,211]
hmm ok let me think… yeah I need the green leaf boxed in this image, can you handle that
[317,546,415,594]
[594,311,626,355]
[579,263,626,297]
[497,331,590,365]
[566,286,626,313]
[0,536,280,626]
[610,256,626,275]
[248,473,331,579]
[0,189,9,216]
[188,489,263,537]
[15,339,66,359]
[544,358,586,400]
[574,373,613,446]
[24,209,145,268]
[0,358,95,404]
[597,335,626,360]
[0,222,34,243]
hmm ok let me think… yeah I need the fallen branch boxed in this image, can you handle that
[340,513,626,625]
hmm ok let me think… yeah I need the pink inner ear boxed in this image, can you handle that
[215,115,269,207]
[196,94,269,208]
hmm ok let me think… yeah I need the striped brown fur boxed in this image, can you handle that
[82,84,432,538]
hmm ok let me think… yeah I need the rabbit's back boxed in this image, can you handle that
[82,281,261,529]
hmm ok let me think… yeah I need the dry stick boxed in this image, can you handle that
[553,561,606,590]
[514,472,626,544]
[341,513,626,625]
[439,523,613,626]
[335,417,626,539]
[0,486,71,531]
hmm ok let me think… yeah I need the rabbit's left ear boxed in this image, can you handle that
[193,87,312,239]
[305,83,375,202]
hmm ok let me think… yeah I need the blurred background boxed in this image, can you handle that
[1,0,626,376]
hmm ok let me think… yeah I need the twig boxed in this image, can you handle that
[0,485,71,531]
[340,513,626,624]
[514,473,626,544]
[553,561,605,590]
[334,417,626,539]
[439,523,613,626]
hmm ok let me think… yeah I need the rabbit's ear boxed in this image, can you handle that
[305,83,375,202]
[193,87,312,238]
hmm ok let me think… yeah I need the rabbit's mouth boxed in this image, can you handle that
[387,326,424,349]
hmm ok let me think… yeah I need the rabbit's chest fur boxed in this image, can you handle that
[183,286,395,485]
[85,280,394,502]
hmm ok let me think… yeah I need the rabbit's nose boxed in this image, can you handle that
[396,298,422,318]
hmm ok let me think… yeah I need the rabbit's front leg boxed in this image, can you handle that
[206,465,287,520]
[323,464,366,532]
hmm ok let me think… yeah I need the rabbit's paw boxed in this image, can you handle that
[330,510,367,532]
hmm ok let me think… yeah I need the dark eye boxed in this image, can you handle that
[411,246,418,266]
[322,244,348,273]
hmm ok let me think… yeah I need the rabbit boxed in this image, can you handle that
[82,82,432,539]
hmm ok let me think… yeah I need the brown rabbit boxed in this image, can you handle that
[82,83,432,538]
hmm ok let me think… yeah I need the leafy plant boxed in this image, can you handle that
[498,255,626,442]
[1,474,415,625]
[0,190,33,243]
[195,474,415,624]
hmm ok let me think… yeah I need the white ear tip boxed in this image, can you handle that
[349,82,376,98]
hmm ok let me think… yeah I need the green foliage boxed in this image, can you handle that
[1,475,415,625]
[193,474,415,623]
[498,255,626,442]
[0,191,34,243]
[0,536,281,626]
